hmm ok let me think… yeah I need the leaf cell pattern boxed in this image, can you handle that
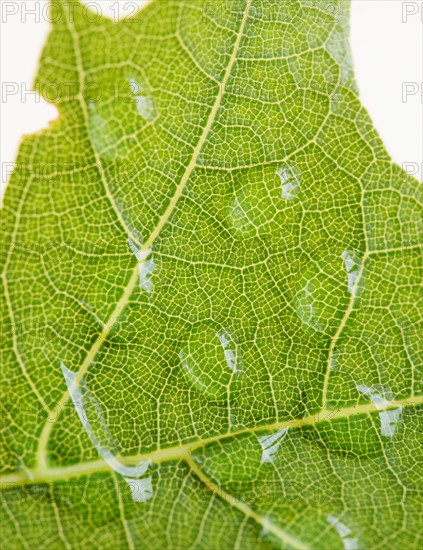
[1,1,422,549]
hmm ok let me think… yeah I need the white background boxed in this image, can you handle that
[1,0,422,198]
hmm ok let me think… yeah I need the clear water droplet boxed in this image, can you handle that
[88,98,140,162]
[341,250,362,297]
[327,515,359,550]
[330,347,339,370]
[128,236,145,261]
[356,384,391,409]
[139,257,156,294]
[216,328,238,372]
[277,165,301,201]
[128,77,156,122]
[379,408,403,438]
[301,382,398,457]
[228,198,254,234]
[295,253,350,336]
[258,428,288,463]
[87,102,110,157]
[128,237,156,294]
[124,476,153,503]
[356,384,402,438]
[179,324,241,401]
[61,362,153,500]
[79,299,93,312]
[295,280,324,333]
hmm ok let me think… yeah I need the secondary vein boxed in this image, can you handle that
[7,394,421,487]
[36,0,252,470]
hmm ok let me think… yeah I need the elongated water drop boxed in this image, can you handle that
[128,77,156,122]
[128,237,156,294]
[227,198,254,235]
[124,475,153,503]
[61,362,153,501]
[295,253,350,336]
[179,324,241,401]
[341,249,363,298]
[277,165,301,200]
[327,515,359,550]
[356,384,403,438]
[258,428,288,463]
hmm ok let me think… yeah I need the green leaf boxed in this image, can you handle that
[1,1,422,548]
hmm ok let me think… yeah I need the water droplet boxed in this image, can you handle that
[128,77,156,122]
[128,237,148,261]
[128,237,156,294]
[227,198,254,234]
[258,428,288,463]
[249,5,262,19]
[356,384,391,409]
[341,250,362,297]
[179,324,241,401]
[216,328,238,372]
[379,408,403,438]
[330,348,339,370]
[135,96,155,121]
[327,515,359,550]
[295,254,350,336]
[356,384,403,438]
[300,402,385,459]
[61,362,153,500]
[277,165,301,201]
[139,257,156,294]
[295,280,324,333]
[87,99,139,161]
[79,299,93,312]
[87,102,111,157]
[124,475,153,503]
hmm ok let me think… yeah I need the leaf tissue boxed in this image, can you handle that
[1,1,422,549]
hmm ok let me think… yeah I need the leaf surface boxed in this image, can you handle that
[1,1,422,548]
